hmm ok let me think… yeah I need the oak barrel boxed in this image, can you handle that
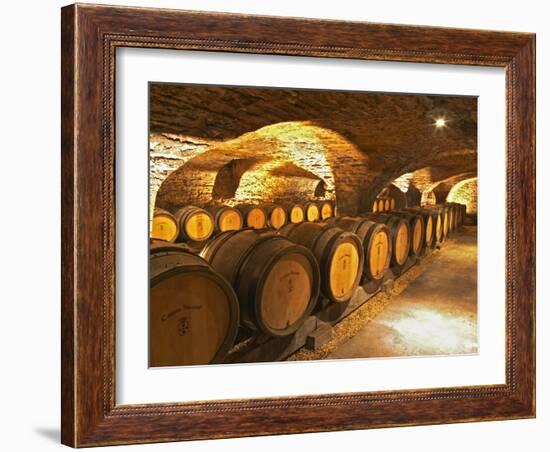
[445,203,460,230]
[446,202,465,227]
[279,222,364,303]
[173,206,215,242]
[436,206,450,239]
[151,208,179,243]
[456,203,466,225]
[403,207,437,248]
[459,203,466,224]
[425,208,444,243]
[206,205,243,233]
[441,205,454,235]
[264,204,287,230]
[451,206,457,233]
[284,203,305,224]
[149,242,239,367]
[305,202,321,222]
[319,200,334,220]
[328,216,392,281]
[415,206,445,243]
[238,205,268,229]
[363,213,411,267]
[392,211,425,256]
[200,229,320,336]
[452,205,460,229]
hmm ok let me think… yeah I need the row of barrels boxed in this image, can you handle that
[150,202,466,367]
[151,200,337,243]
[372,197,396,213]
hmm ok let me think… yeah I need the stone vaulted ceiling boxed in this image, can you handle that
[149,83,477,215]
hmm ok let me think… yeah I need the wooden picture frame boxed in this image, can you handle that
[61,3,535,447]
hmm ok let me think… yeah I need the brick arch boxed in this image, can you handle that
[212,159,328,205]
[447,177,478,213]
[152,121,370,214]
[358,147,477,213]
[233,161,326,204]
[431,172,477,204]
[151,123,476,216]
[212,158,259,201]
[384,159,477,210]
[149,84,478,216]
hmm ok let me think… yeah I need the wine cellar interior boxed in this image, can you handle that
[149,84,478,367]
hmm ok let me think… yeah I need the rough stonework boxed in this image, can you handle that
[447,177,478,213]
[149,84,478,217]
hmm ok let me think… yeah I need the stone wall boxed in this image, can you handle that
[447,177,478,213]
[151,122,371,216]
[149,84,478,218]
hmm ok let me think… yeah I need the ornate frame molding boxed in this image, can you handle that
[61,4,535,447]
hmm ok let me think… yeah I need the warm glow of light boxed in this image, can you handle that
[447,177,478,214]
[392,172,413,192]
[387,308,477,354]
[435,118,446,128]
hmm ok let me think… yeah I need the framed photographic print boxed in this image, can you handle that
[61,3,536,447]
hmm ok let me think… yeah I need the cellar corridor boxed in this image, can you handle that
[148,83,479,366]
[328,227,478,359]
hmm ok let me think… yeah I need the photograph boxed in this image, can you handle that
[54,1,537,447]
[148,83,477,367]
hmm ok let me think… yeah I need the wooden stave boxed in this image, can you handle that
[446,203,461,229]
[319,200,334,220]
[378,199,385,212]
[151,208,180,243]
[454,206,460,230]
[457,203,466,225]
[402,207,438,248]
[200,229,320,336]
[436,206,450,239]
[279,222,364,303]
[173,206,215,242]
[304,202,321,222]
[442,205,455,235]
[328,216,392,281]
[446,202,466,227]
[431,208,446,243]
[391,211,426,256]
[362,213,411,267]
[149,244,240,366]
[453,205,460,230]
[205,205,244,233]
[237,204,268,230]
[150,239,192,253]
[451,206,458,232]
[283,202,305,224]
[384,198,390,212]
[412,206,445,243]
[429,209,445,243]
[460,203,467,224]
[263,204,288,230]
[150,207,180,242]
